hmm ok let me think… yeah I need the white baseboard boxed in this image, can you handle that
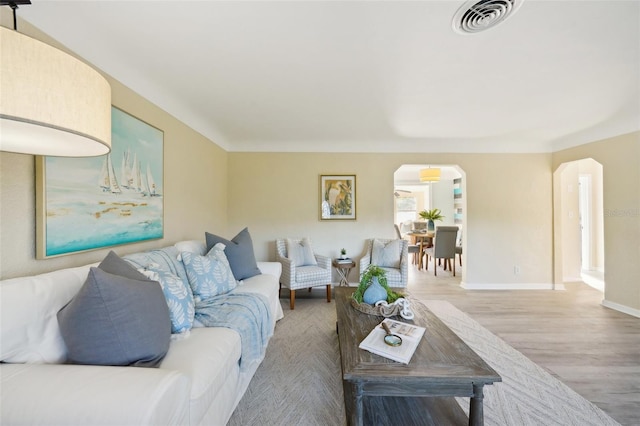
[460,282,565,290]
[601,299,640,318]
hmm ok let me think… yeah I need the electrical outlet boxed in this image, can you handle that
[514,266,521,275]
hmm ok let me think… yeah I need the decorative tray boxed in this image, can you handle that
[350,297,404,317]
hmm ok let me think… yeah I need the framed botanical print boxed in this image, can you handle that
[320,174,356,220]
[36,106,164,258]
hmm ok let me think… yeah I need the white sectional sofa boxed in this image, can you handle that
[0,239,283,426]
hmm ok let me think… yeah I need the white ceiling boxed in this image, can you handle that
[13,0,640,153]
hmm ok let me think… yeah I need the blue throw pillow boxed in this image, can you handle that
[205,228,261,281]
[99,250,150,281]
[181,243,238,302]
[139,265,195,335]
[57,267,171,367]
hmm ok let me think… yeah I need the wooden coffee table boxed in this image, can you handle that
[335,287,500,426]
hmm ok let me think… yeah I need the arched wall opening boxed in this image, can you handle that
[553,158,605,292]
[394,164,467,280]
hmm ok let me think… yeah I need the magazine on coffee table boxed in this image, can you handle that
[359,318,426,364]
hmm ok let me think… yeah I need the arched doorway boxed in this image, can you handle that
[393,164,466,278]
[553,158,605,292]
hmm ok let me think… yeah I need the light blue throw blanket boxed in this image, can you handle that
[195,291,273,371]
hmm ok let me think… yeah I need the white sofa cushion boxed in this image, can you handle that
[0,363,190,425]
[237,272,285,323]
[0,264,93,363]
[160,327,241,425]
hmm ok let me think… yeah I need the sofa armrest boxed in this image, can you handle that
[257,261,282,281]
[1,364,190,426]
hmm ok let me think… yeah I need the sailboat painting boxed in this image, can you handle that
[36,107,164,258]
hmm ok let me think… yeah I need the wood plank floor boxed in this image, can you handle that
[404,263,640,426]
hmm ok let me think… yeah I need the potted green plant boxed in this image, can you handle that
[352,265,402,305]
[340,248,347,259]
[419,208,445,232]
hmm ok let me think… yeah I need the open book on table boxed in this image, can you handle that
[358,318,426,364]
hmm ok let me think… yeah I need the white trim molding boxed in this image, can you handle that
[602,299,640,318]
[460,282,565,291]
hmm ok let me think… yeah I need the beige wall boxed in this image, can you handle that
[0,20,228,279]
[3,14,636,314]
[228,152,554,287]
[553,132,640,311]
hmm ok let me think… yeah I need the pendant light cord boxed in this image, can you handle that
[1,1,32,31]
[10,2,18,30]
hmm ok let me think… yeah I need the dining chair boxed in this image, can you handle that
[394,224,420,264]
[423,226,459,276]
[455,229,463,266]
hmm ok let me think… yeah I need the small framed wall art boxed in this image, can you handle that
[36,106,164,258]
[319,174,356,220]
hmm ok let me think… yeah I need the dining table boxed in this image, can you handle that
[407,231,434,270]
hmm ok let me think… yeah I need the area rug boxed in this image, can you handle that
[424,300,619,426]
[228,297,620,426]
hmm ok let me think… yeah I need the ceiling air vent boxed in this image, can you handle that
[452,0,524,34]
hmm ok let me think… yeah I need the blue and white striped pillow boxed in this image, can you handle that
[181,243,237,302]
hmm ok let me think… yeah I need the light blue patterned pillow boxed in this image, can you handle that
[371,239,401,268]
[181,243,237,302]
[139,265,195,335]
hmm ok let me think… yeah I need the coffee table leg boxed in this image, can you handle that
[354,383,364,426]
[469,383,485,426]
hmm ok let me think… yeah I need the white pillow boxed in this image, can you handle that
[1,265,93,363]
[175,240,206,256]
[371,239,401,268]
[286,238,318,267]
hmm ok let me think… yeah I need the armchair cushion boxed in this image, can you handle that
[371,239,402,268]
[286,237,317,267]
[295,265,329,284]
[205,228,261,281]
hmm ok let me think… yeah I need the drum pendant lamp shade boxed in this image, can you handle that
[0,26,111,157]
[419,168,441,182]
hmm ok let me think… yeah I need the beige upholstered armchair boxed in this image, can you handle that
[359,238,408,288]
[275,238,332,310]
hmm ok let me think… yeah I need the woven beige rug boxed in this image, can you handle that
[228,296,619,426]
[425,300,619,426]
